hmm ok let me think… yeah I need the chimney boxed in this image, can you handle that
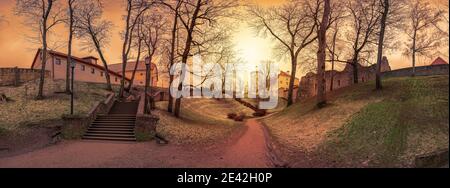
[82,56,99,65]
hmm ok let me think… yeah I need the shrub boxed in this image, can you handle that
[227,113,237,119]
[253,109,267,117]
[234,113,246,122]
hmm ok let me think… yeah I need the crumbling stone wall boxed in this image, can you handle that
[0,67,50,86]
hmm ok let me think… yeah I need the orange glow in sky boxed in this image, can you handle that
[0,0,448,78]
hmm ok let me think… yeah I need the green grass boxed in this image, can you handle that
[0,80,113,132]
[262,75,448,167]
[318,76,449,167]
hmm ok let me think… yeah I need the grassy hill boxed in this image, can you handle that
[262,75,449,167]
[154,99,253,145]
[0,79,113,134]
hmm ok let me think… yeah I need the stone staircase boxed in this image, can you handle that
[83,100,139,142]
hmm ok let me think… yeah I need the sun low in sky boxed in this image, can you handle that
[233,23,273,68]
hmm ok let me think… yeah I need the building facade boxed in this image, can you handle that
[299,56,391,99]
[278,71,300,90]
[278,71,300,101]
[108,61,159,88]
[31,49,130,85]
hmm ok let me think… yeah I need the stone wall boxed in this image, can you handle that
[60,93,115,139]
[299,57,391,99]
[0,67,50,86]
[382,64,449,78]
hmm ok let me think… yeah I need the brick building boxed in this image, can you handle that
[298,56,391,98]
[31,49,130,85]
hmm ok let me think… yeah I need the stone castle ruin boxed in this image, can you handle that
[298,57,391,98]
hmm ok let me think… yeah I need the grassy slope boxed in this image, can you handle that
[154,99,252,145]
[0,80,112,134]
[263,75,449,167]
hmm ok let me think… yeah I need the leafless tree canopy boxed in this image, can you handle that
[247,0,322,106]
[15,0,64,99]
[74,0,114,90]
[74,1,113,53]
[403,0,445,59]
[15,0,65,49]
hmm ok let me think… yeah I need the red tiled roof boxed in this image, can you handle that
[31,49,130,81]
[279,71,300,81]
[431,57,448,65]
[279,71,291,77]
[108,61,157,73]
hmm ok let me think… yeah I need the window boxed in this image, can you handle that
[81,65,85,71]
[115,77,118,82]
[140,81,143,84]
[338,80,341,86]
[91,68,95,74]
[100,72,104,77]
[55,58,61,65]
[140,73,144,76]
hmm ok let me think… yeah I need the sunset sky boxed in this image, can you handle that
[0,0,448,77]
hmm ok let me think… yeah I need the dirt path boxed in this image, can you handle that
[215,119,271,167]
[0,119,272,168]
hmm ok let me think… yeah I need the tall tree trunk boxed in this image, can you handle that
[376,0,389,90]
[287,55,297,106]
[330,24,337,91]
[119,1,133,99]
[316,0,330,108]
[127,39,142,92]
[90,28,112,91]
[66,0,74,93]
[174,0,202,118]
[37,1,53,100]
[352,58,359,84]
[412,30,417,77]
[37,39,47,100]
[167,4,179,113]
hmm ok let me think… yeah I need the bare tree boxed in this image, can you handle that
[249,0,343,106]
[75,0,113,90]
[403,0,445,76]
[374,0,406,90]
[171,0,237,117]
[375,0,389,90]
[126,17,145,92]
[118,0,152,98]
[345,0,380,84]
[316,0,330,107]
[325,1,347,91]
[248,0,319,106]
[15,0,64,99]
[159,0,183,113]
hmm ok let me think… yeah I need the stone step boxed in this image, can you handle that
[82,136,136,142]
[94,118,136,121]
[84,133,136,138]
[92,121,135,124]
[99,114,136,117]
[90,125,135,129]
[86,130,135,135]
[91,123,135,127]
[88,127,134,131]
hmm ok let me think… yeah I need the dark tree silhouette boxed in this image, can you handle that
[15,0,64,99]
[316,0,330,107]
[403,0,444,77]
[74,0,113,90]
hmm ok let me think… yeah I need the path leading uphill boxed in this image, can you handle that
[0,119,273,168]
